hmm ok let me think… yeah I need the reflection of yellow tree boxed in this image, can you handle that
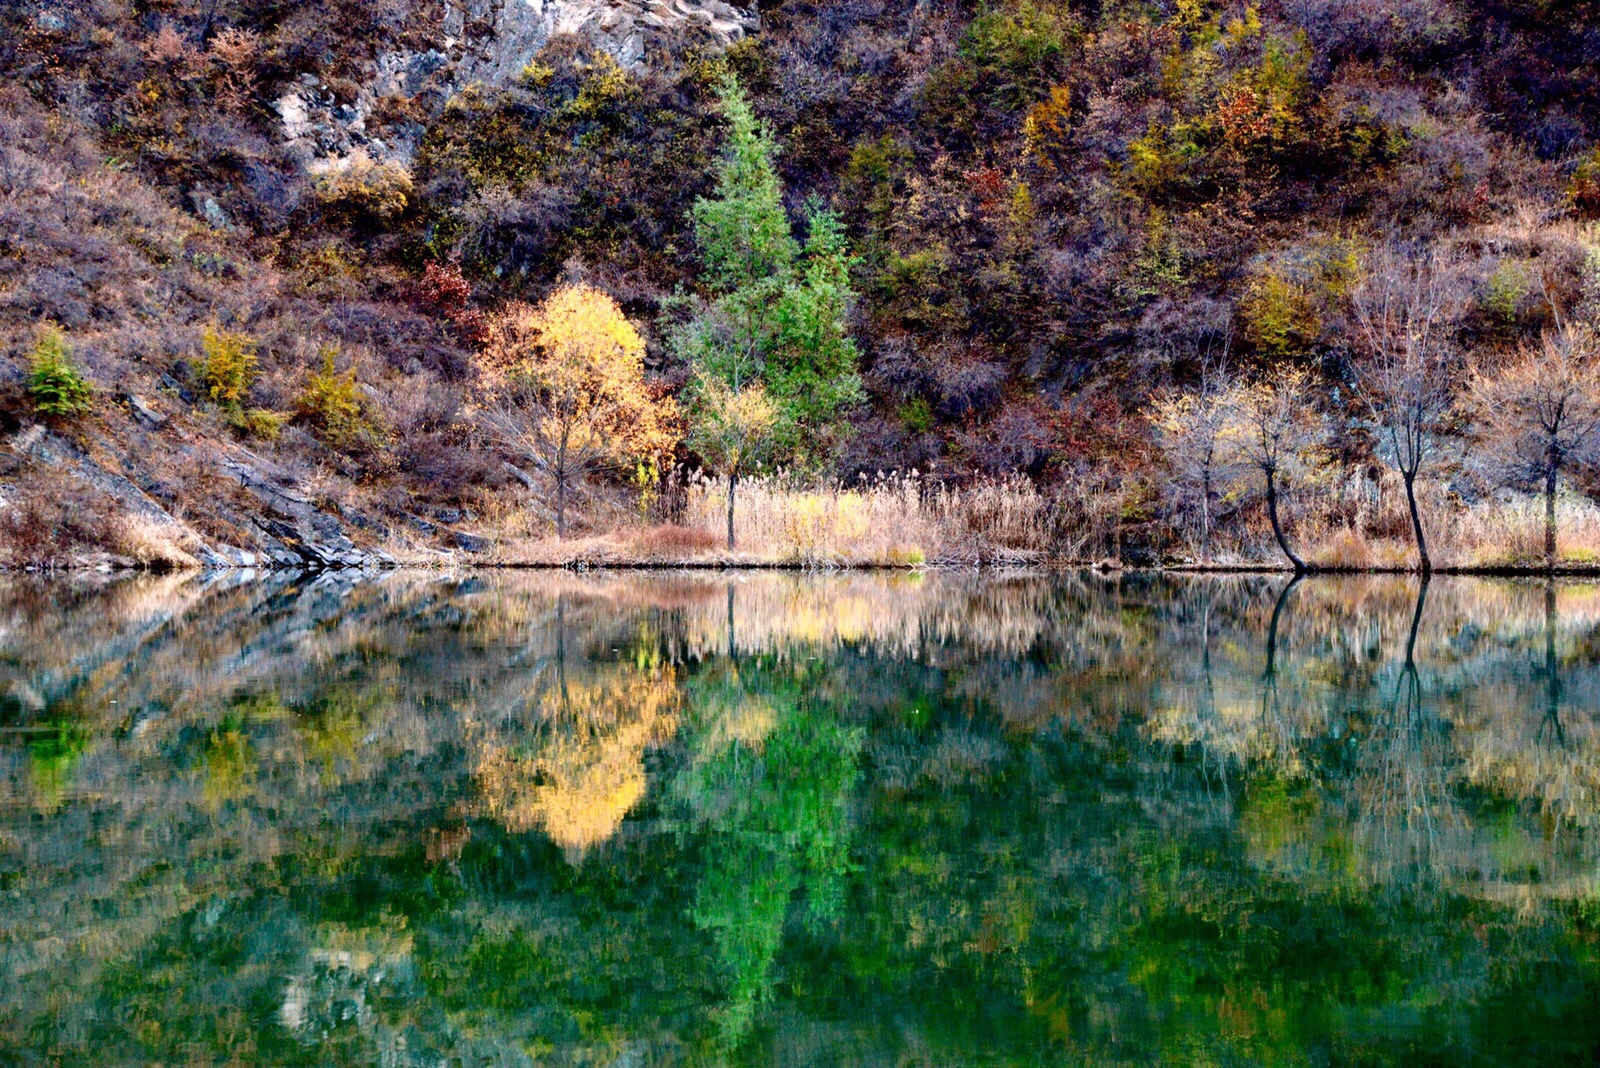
[475,667,680,856]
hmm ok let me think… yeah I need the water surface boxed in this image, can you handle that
[3,571,1600,1065]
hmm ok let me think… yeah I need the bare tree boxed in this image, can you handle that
[1229,365,1325,573]
[1469,325,1600,569]
[1150,360,1237,566]
[1350,248,1464,574]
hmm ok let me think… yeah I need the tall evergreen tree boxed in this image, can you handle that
[672,75,864,548]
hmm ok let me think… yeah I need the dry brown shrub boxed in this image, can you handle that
[0,466,117,567]
[628,524,721,558]
[112,514,199,570]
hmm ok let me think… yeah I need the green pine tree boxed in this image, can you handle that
[672,76,864,547]
[26,325,93,419]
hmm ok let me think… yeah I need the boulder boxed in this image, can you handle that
[125,394,167,429]
[454,531,492,553]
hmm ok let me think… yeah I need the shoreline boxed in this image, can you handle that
[13,559,1600,578]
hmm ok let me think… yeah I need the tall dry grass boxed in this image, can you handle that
[1167,464,1600,571]
[478,461,1600,571]
[113,515,201,571]
[684,472,1055,566]
[484,472,1065,567]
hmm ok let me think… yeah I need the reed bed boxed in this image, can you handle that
[682,473,1052,567]
[1162,466,1600,572]
[478,465,1600,572]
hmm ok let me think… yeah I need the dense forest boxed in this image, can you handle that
[3,0,1600,569]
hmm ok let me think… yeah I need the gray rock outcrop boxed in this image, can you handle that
[274,0,756,170]
[222,459,397,570]
[455,0,757,83]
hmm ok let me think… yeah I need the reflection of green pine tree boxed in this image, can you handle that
[678,671,863,1047]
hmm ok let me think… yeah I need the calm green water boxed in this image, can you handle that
[3,571,1600,1065]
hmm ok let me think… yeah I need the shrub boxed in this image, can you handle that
[1023,84,1073,168]
[0,464,116,566]
[961,0,1076,110]
[1571,147,1600,219]
[419,259,472,313]
[1125,120,1207,200]
[295,347,387,451]
[26,325,93,418]
[225,406,284,440]
[1239,271,1319,357]
[198,325,258,407]
[899,396,934,433]
[312,149,414,225]
[1482,258,1535,335]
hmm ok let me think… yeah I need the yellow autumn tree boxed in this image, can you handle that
[480,285,679,536]
[687,372,779,550]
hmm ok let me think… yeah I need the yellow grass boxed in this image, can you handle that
[482,473,1056,567]
[683,473,1051,566]
[112,515,201,571]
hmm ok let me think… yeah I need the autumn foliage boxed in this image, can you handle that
[479,285,679,536]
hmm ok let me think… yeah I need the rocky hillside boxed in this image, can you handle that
[2,0,1599,567]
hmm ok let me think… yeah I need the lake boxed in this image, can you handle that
[2,570,1599,1065]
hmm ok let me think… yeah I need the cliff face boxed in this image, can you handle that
[276,0,756,171]
[0,0,745,571]
[455,0,756,80]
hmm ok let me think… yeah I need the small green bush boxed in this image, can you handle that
[295,348,386,451]
[26,326,93,418]
[1481,258,1536,336]
[886,545,927,566]
[226,406,285,440]
[198,326,258,407]
[899,396,934,434]
[960,0,1075,110]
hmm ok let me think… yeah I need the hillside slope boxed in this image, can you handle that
[2,0,1599,566]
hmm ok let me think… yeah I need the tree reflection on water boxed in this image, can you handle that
[3,570,1600,1064]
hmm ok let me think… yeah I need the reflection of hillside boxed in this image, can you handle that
[5,571,1600,1062]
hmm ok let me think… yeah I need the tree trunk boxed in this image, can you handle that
[1402,470,1430,574]
[1264,573,1301,680]
[1265,471,1306,573]
[556,594,567,702]
[726,469,738,551]
[556,472,567,539]
[1544,579,1565,746]
[1545,459,1559,571]
[1200,466,1212,568]
[1404,573,1429,668]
